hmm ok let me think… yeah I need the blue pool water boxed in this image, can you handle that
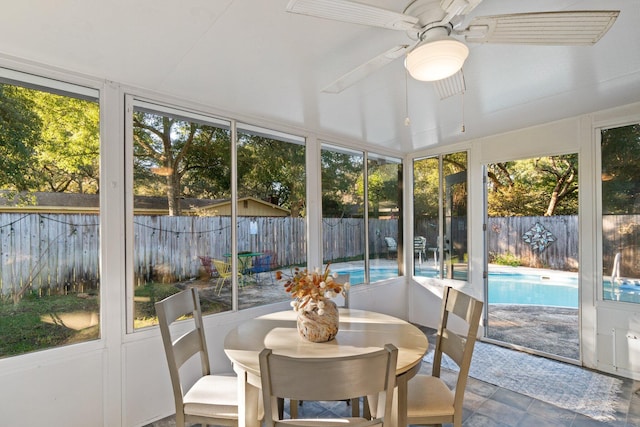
[336,267,398,284]
[337,267,640,306]
[487,273,577,308]
[337,267,580,307]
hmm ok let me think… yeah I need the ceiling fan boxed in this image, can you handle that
[286,0,619,95]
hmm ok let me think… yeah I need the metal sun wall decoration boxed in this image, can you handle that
[522,222,556,253]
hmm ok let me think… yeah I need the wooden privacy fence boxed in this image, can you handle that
[16,211,640,294]
[0,213,100,297]
[0,213,398,296]
[487,215,579,271]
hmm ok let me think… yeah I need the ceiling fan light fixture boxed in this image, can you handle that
[405,37,469,82]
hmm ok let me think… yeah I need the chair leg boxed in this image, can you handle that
[216,278,225,295]
[277,397,284,420]
[350,398,359,417]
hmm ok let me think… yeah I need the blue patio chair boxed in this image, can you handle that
[248,254,275,285]
[248,254,272,274]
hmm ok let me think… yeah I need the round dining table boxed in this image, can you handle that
[224,308,429,427]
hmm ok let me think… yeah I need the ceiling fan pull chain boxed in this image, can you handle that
[461,88,465,133]
[404,68,411,127]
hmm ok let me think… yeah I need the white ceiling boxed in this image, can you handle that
[1,0,639,153]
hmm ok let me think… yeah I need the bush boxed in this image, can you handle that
[491,252,521,267]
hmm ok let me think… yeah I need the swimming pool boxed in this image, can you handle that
[487,273,577,308]
[336,267,398,284]
[336,266,640,306]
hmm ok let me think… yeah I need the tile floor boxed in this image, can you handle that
[148,328,640,427]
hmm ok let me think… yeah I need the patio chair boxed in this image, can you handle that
[212,259,243,295]
[260,344,397,427]
[414,236,427,265]
[406,285,483,427]
[248,254,272,274]
[155,288,239,427]
[247,253,275,286]
[384,237,397,258]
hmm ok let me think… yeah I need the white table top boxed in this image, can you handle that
[224,308,429,378]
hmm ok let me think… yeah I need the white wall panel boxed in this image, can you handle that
[0,349,104,426]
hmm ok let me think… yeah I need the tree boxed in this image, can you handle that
[357,160,401,218]
[487,154,578,217]
[180,127,232,199]
[0,83,99,195]
[29,90,100,193]
[133,111,224,215]
[601,124,640,214]
[535,155,578,216]
[237,135,306,217]
[0,84,40,191]
[321,150,363,217]
[413,157,440,221]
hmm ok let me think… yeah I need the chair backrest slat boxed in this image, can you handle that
[432,286,483,411]
[172,328,207,369]
[439,329,465,366]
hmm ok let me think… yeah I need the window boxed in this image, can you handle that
[236,124,306,309]
[320,147,402,284]
[0,72,100,357]
[321,145,365,281]
[130,100,232,328]
[601,123,640,304]
[413,151,468,280]
[368,154,402,280]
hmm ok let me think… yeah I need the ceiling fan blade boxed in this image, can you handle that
[322,45,411,94]
[440,0,482,21]
[286,0,419,31]
[434,70,466,99]
[461,10,619,45]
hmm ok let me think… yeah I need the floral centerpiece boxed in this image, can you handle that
[276,264,350,342]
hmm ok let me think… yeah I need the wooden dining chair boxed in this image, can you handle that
[291,272,357,418]
[260,344,398,427]
[155,288,239,427]
[406,286,483,427]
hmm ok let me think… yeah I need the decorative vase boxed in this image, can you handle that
[296,300,339,342]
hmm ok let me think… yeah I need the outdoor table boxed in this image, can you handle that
[223,252,264,275]
[224,308,429,427]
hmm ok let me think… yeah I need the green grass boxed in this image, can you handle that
[1,282,231,356]
[133,282,228,329]
[0,292,99,357]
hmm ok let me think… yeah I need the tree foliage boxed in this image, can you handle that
[413,153,467,220]
[237,134,306,217]
[133,111,229,215]
[0,84,40,191]
[363,159,400,218]
[132,112,308,217]
[0,83,99,194]
[487,154,578,217]
[30,90,99,193]
[601,124,640,214]
[321,150,363,217]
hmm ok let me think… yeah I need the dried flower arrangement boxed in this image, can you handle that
[276,264,350,315]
